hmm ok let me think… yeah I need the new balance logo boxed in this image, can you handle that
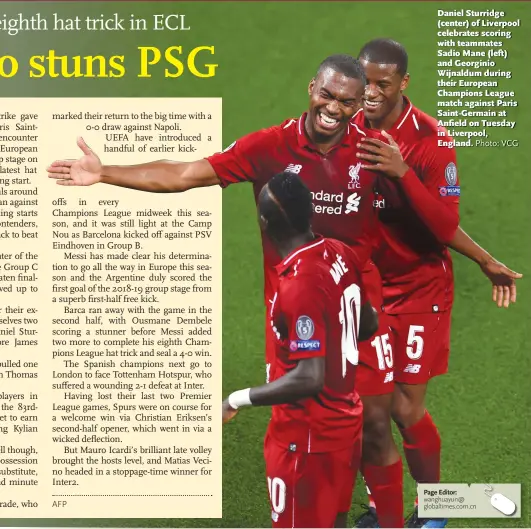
[384,372,394,383]
[345,193,361,214]
[404,364,421,374]
[285,164,302,174]
[348,163,361,189]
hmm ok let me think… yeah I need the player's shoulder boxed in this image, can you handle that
[303,237,361,271]
[410,104,452,144]
[231,116,299,149]
[415,106,436,133]
[324,238,365,276]
[282,238,360,289]
[280,240,329,288]
[322,237,354,260]
[262,116,301,140]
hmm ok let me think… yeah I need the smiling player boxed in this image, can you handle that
[352,38,522,529]
[47,55,377,309]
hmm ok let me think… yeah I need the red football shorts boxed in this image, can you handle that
[356,312,395,396]
[388,311,452,384]
[356,263,395,396]
[263,434,362,528]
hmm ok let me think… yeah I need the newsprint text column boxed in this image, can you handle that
[0,98,222,518]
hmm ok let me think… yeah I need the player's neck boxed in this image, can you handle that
[276,232,315,259]
[367,95,406,131]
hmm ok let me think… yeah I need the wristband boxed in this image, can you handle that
[228,388,252,409]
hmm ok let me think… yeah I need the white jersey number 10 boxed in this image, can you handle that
[339,283,361,377]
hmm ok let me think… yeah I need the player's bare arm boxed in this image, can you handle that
[359,301,379,341]
[222,357,325,423]
[47,136,220,192]
[449,227,522,308]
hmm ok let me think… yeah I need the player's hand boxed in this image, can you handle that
[47,137,102,186]
[356,131,409,179]
[479,258,523,308]
[222,399,239,424]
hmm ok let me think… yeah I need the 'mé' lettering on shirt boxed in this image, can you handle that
[330,254,349,285]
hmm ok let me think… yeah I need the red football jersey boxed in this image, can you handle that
[353,97,460,314]
[266,236,365,454]
[206,113,380,310]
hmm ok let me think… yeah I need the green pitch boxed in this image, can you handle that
[1,1,529,528]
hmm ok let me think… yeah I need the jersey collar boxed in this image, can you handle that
[275,235,325,276]
[296,113,352,152]
[354,95,414,133]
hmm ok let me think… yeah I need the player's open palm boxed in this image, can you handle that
[47,137,102,186]
[480,258,523,308]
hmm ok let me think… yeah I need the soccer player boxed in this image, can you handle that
[352,38,523,528]
[47,55,378,309]
[222,171,379,528]
[48,55,405,525]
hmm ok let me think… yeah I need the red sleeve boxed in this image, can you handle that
[398,136,460,244]
[205,128,277,188]
[282,279,327,361]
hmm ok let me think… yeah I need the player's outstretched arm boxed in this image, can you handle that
[47,137,220,192]
[222,357,325,423]
[359,302,378,341]
[449,226,522,308]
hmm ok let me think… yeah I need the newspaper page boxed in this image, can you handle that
[0,2,528,528]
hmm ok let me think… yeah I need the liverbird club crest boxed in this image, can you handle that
[348,163,362,189]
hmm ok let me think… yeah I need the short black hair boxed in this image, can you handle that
[261,171,313,235]
[316,54,366,84]
[358,38,408,76]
